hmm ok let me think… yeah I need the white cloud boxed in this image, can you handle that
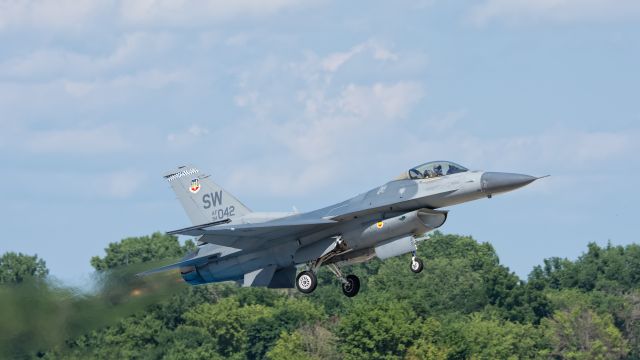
[340,82,423,120]
[321,40,398,73]
[104,170,147,198]
[0,32,174,80]
[225,33,253,47]
[321,45,367,73]
[70,69,186,96]
[43,69,185,100]
[0,0,306,31]
[471,0,640,25]
[423,110,467,133]
[228,161,337,196]
[227,42,424,195]
[0,0,108,31]
[167,125,210,147]
[29,169,148,199]
[119,0,306,26]
[102,32,175,67]
[0,67,187,132]
[62,80,94,97]
[25,126,130,153]
[106,69,186,90]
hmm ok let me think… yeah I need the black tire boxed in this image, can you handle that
[410,257,424,273]
[296,270,317,294]
[341,274,360,297]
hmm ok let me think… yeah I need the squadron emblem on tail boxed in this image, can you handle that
[189,179,201,194]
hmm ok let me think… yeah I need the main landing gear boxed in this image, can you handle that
[328,264,360,297]
[295,237,424,295]
[295,236,361,297]
[295,263,361,297]
[341,274,360,297]
[295,270,317,294]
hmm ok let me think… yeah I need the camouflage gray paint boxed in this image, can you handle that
[143,161,541,296]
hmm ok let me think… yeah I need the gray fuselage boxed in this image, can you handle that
[192,170,502,283]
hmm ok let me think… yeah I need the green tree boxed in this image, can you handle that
[367,233,492,316]
[182,296,273,357]
[161,325,222,360]
[58,313,170,359]
[90,232,194,270]
[621,291,640,359]
[17,231,640,359]
[0,252,48,284]
[367,232,550,323]
[482,265,551,324]
[405,318,452,360]
[267,326,340,360]
[245,297,326,359]
[542,304,628,359]
[461,313,547,360]
[406,315,548,360]
[529,242,640,293]
[337,300,419,360]
[266,331,314,360]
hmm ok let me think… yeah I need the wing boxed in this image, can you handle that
[167,217,338,249]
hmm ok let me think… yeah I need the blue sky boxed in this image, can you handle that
[1,0,638,283]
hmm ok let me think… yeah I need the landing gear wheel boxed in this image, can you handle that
[341,274,360,297]
[296,270,317,294]
[410,257,424,273]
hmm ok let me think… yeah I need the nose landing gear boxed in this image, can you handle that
[410,252,424,273]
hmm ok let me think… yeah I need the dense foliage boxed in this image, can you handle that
[0,252,48,284]
[1,232,640,359]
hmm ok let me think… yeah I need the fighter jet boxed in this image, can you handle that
[141,161,543,297]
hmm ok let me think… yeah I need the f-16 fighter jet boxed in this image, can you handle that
[141,161,544,297]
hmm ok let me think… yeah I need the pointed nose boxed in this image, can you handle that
[481,172,537,194]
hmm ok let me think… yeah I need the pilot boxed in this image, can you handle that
[433,165,443,176]
[423,169,435,178]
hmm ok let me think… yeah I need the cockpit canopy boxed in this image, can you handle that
[398,161,469,180]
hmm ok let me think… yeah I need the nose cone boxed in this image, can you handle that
[481,172,537,195]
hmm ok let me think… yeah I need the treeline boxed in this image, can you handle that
[1,232,639,359]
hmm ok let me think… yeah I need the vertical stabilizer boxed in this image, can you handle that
[163,165,251,225]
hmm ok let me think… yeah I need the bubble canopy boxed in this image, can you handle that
[398,161,469,180]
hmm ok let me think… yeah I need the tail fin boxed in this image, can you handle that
[163,165,251,225]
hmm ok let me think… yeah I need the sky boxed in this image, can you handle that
[1,0,639,283]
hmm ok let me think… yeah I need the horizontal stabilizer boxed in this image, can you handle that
[167,219,231,236]
[137,253,211,277]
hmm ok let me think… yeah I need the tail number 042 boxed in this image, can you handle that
[212,206,235,220]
